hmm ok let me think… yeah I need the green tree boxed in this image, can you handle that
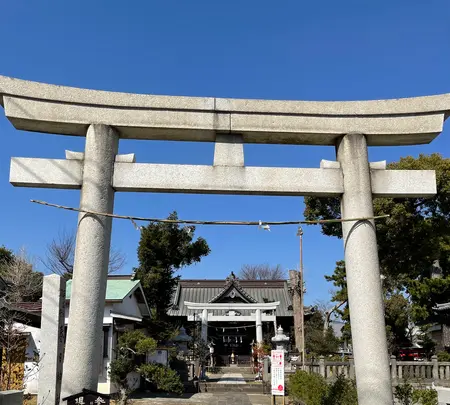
[325,260,413,353]
[305,310,340,356]
[133,212,210,339]
[384,293,413,353]
[325,261,351,341]
[304,154,450,327]
[109,330,157,405]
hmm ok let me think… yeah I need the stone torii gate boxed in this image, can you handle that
[1,75,449,405]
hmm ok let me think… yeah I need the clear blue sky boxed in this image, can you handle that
[1,0,450,305]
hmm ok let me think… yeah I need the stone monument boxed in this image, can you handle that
[1,75,449,405]
[37,275,65,405]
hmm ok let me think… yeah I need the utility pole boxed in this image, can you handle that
[297,226,305,370]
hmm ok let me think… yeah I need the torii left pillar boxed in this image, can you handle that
[61,125,118,398]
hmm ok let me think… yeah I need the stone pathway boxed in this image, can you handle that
[133,393,271,405]
[218,373,246,384]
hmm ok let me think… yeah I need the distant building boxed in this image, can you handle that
[431,302,450,352]
[16,275,150,395]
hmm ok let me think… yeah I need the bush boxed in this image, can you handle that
[395,383,414,405]
[412,389,438,405]
[288,371,327,405]
[324,374,358,405]
[139,363,184,395]
[437,351,450,362]
[394,382,438,405]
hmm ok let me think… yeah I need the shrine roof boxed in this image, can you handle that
[168,276,301,317]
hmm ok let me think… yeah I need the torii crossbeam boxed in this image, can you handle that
[1,75,450,405]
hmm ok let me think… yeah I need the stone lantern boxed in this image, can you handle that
[272,325,290,353]
[173,326,192,356]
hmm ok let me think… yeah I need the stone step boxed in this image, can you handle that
[198,382,265,394]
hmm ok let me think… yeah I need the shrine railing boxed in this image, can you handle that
[292,355,450,385]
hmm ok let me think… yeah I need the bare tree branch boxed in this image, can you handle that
[0,249,43,390]
[322,300,347,336]
[238,264,286,280]
[2,248,43,303]
[42,230,126,277]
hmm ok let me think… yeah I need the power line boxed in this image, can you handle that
[30,199,389,228]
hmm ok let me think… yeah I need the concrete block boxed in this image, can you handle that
[0,391,23,405]
[213,134,244,167]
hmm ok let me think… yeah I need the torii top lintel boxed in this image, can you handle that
[1,75,450,146]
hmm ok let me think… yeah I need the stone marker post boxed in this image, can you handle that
[255,309,263,344]
[38,275,65,405]
[201,309,208,342]
[61,125,119,397]
[336,133,393,405]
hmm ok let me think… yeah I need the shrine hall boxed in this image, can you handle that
[168,272,313,365]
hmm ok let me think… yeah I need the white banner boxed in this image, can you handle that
[271,350,285,396]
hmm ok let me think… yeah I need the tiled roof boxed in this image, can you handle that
[14,301,42,314]
[208,273,258,304]
[168,277,298,317]
[66,279,141,301]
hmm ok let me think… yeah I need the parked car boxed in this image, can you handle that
[397,347,427,361]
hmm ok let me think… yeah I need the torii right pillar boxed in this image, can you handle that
[337,133,392,405]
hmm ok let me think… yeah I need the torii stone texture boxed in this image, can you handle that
[61,124,118,398]
[336,133,393,405]
[37,275,65,405]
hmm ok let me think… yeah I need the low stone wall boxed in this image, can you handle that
[292,355,450,386]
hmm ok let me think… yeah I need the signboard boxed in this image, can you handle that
[271,350,285,396]
[63,389,110,405]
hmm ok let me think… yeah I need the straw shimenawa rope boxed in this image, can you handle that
[30,199,389,227]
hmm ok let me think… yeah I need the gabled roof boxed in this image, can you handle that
[14,276,152,325]
[66,277,151,317]
[66,279,140,301]
[208,273,257,304]
[168,274,304,317]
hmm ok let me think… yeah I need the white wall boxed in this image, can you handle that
[65,303,114,325]
[112,294,143,319]
[26,290,145,396]
[13,323,40,395]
